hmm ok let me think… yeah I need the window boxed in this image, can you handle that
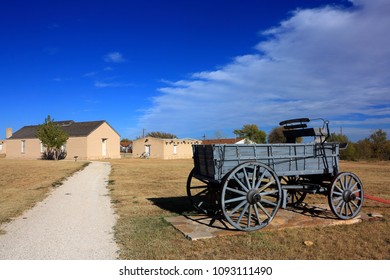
[21,140,25,154]
[173,144,177,155]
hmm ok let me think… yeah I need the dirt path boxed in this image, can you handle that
[0,161,119,260]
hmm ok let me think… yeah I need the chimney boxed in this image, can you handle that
[6,128,12,139]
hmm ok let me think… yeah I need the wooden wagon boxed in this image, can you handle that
[186,118,364,231]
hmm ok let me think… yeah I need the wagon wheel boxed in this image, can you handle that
[328,172,364,220]
[186,168,219,215]
[280,176,307,207]
[221,162,282,231]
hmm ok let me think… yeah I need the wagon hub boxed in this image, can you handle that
[247,189,262,205]
[342,189,356,203]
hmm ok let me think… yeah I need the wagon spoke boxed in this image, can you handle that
[351,200,359,209]
[226,187,247,196]
[340,176,347,190]
[257,179,275,193]
[230,200,248,216]
[346,175,353,189]
[189,185,208,190]
[256,202,271,218]
[193,188,208,197]
[197,201,205,208]
[262,179,276,190]
[334,185,344,194]
[236,203,249,224]
[342,202,348,216]
[291,193,297,204]
[337,201,346,216]
[233,174,249,192]
[251,166,257,189]
[339,178,345,190]
[349,182,358,191]
[243,168,251,189]
[255,171,267,189]
[247,205,253,227]
[260,189,279,196]
[253,204,262,224]
[332,196,343,204]
[225,195,247,204]
[351,188,362,195]
[333,191,343,196]
[347,202,354,216]
[335,198,344,210]
[260,198,277,207]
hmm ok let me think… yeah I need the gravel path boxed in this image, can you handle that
[0,161,119,260]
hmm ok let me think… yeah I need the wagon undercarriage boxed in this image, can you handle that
[187,119,364,231]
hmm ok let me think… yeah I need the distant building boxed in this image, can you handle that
[132,137,200,159]
[5,120,120,160]
[120,140,132,153]
[132,137,257,160]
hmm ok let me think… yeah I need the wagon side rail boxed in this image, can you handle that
[192,143,340,183]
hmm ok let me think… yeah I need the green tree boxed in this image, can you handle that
[328,132,356,160]
[36,115,69,160]
[267,126,286,143]
[233,124,266,143]
[355,139,373,160]
[146,131,177,139]
[369,129,388,160]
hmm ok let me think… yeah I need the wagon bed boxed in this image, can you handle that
[193,142,339,183]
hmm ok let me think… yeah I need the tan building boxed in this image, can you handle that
[6,120,120,160]
[132,137,200,159]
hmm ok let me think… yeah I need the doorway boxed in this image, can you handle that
[102,138,107,158]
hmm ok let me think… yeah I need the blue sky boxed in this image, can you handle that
[1,0,389,141]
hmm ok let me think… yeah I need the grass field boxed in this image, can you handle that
[109,159,390,260]
[0,159,88,226]
[1,157,388,259]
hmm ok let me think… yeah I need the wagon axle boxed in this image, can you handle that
[247,189,262,205]
[343,189,356,203]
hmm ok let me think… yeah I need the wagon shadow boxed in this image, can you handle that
[148,196,238,231]
[286,203,339,220]
[147,196,194,215]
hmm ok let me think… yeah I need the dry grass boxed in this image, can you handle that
[109,158,390,260]
[0,159,88,225]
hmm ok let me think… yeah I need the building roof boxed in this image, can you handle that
[201,138,244,145]
[8,120,114,139]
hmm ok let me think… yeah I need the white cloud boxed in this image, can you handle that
[138,0,390,140]
[103,52,125,63]
[94,81,133,88]
[83,71,97,77]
